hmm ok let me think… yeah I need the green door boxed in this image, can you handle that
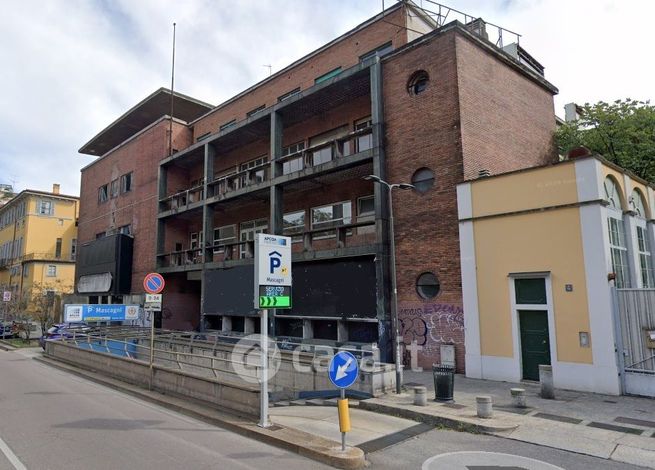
[519,310,550,381]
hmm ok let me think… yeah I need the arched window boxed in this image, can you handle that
[630,189,647,218]
[604,177,623,210]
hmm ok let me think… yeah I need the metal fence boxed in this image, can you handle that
[615,288,655,373]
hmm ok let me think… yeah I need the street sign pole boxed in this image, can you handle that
[329,351,357,452]
[340,388,346,451]
[259,308,270,428]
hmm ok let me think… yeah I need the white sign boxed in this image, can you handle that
[64,305,83,322]
[255,234,292,287]
[254,233,292,308]
[2,291,11,302]
[145,294,162,303]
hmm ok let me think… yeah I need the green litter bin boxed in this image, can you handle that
[432,364,455,401]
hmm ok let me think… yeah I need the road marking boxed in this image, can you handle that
[0,436,27,470]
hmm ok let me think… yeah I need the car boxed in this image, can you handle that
[39,322,92,350]
[1,322,14,339]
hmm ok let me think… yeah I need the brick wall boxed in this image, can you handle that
[456,35,557,180]
[79,119,192,292]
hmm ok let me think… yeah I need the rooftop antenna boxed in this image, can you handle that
[168,22,177,157]
[263,64,272,76]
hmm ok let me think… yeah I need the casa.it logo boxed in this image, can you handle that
[230,334,281,384]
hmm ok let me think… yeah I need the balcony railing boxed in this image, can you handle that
[157,219,376,268]
[278,126,373,177]
[209,163,270,198]
[160,184,205,212]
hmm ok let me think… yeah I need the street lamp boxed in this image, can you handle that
[363,174,414,394]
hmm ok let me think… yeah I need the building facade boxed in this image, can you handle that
[77,2,558,368]
[0,185,78,313]
[458,154,655,394]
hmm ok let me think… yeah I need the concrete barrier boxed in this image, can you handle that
[45,340,261,417]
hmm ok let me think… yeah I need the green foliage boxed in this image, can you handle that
[555,99,655,182]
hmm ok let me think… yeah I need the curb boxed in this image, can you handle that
[359,399,518,434]
[34,356,366,469]
[0,341,17,352]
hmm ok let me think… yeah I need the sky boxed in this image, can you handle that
[1,0,653,196]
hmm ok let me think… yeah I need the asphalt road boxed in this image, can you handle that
[0,348,331,470]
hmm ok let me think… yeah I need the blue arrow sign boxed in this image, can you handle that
[328,351,359,389]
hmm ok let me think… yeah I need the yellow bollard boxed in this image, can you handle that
[338,398,351,433]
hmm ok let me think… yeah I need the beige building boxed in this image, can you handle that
[0,185,78,313]
[458,154,654,395]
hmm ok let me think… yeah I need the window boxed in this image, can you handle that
[354,117,373,153]
[283,211,305,242]
[239,219,268,258]
[196,132,211,142]
[219,120,236,132]
[359,41,393,62]
[604,177,622,210]
[213,225,236,253]
[55,238,62,258]
[637,226,654,288]
[282,142,306,175]
[311,201,352,239]
[110,179,119,198]
[46,265,57,277]
[416,272,440,299]
[38,200,53,215]
[357,195,375,234]
[98,184,109,203]
[120,172,133,193]
[278,88,301,102]
[190,231,203,250]
[96,232,105,239]
[407,70,429,95]
[411,168,435,193]
[118,225,132,236]
[630,189,647,217]
[247,105,266,117]
[608,217,630,288]
[239,156,268,186]
[514,278,547,304]
[71,238,77,261]
[315,67,342,84]
[309,126,347,167]
[23,265,28,278]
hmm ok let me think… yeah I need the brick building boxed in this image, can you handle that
[76,2,558,369]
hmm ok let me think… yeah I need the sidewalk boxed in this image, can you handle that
[358,370,655,468]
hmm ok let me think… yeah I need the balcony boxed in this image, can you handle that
[159,184,205,213]
[209,162,270,201]
[156,219,376,272]
[22,252,74,263]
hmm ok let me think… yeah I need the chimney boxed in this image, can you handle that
[564,103,581,123]
[466,18,489,41]
[52,184,60,195]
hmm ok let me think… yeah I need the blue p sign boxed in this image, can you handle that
[270,256,281,274]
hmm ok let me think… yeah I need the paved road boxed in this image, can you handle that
[0,348,331,470]
[367,426,645,469]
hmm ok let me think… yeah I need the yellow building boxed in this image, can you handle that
[0,184,79,314]
[458,155,654,395]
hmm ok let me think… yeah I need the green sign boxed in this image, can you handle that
[259,296,291,308]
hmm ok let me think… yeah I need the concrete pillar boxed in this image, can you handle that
[303,319,314,340]
[539,365,555,399]
[413,386,427,406]
[244,317,255,334]
[221,316,232,334]
[510,388,527,408]
[337,320,348,343]
[476,396,493,419]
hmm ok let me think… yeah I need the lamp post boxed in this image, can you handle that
[364,174,414,394]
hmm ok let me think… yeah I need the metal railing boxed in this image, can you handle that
[159,184,205,212]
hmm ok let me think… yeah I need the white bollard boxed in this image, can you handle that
[414,386,427,406]
[510,388,527,408]
[539,365,555,399]
[476,395,493,419]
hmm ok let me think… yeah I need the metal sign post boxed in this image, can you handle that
[143,273,165,389]
[328,351,358,451]
[254,234,292,428]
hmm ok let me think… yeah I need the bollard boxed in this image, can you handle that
[476,396,493,419]
[414,386,427,406]
[510,388,527,408]
[539,365,555,399]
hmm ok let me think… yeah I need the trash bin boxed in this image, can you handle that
[432,364,455,401]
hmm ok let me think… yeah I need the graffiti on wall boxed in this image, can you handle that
[399,303,464,353]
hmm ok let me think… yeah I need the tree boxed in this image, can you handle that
[556,99,655,183]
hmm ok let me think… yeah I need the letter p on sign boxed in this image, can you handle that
[269,256,281,274]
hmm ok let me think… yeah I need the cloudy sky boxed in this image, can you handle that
[1,0,653,195]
